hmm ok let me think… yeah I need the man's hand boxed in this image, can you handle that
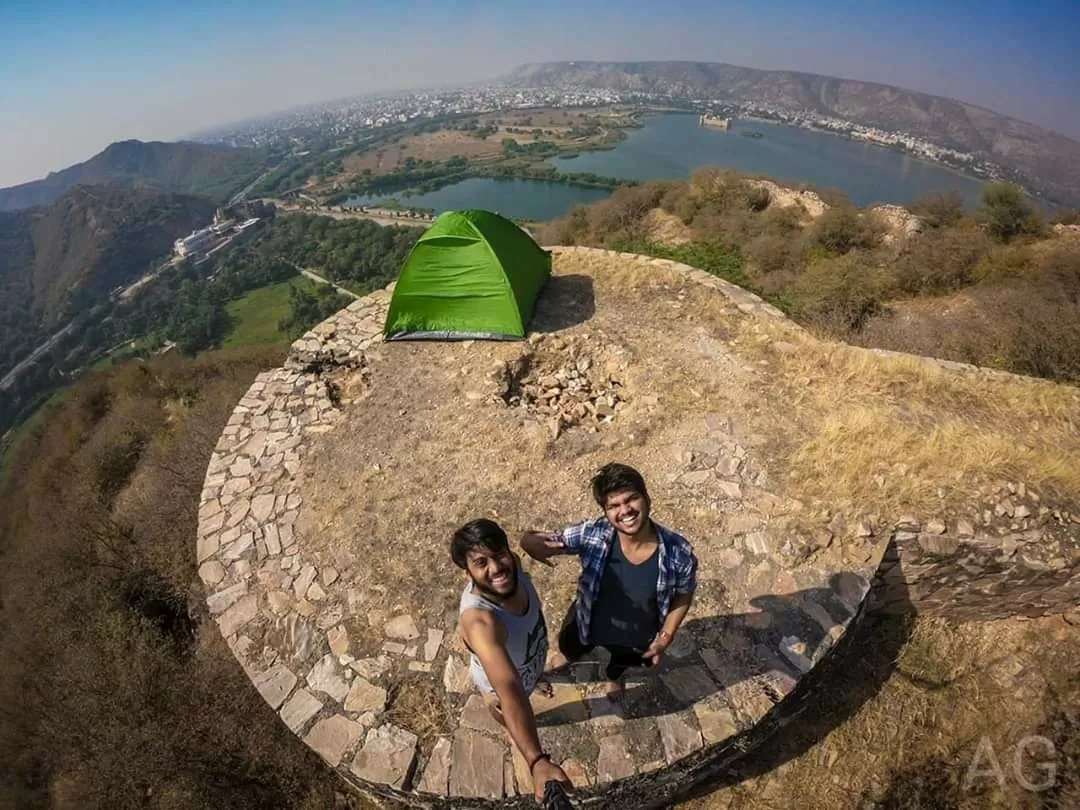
[643,633,671,666]
[520,531,566,568]
[532,757,572,802]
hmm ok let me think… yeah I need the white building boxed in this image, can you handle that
[173,227,218,258]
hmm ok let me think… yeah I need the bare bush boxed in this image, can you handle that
[791,253,888,334]
[892,223,994,295]
[0,346,345,810]
[810,206,883,254]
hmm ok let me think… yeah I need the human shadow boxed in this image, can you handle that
[529,273,596,334]
[679,541,915,800]
[536,570,874,726]
[532,544,915,803]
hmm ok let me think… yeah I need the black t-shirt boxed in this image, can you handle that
[588,538,660,650]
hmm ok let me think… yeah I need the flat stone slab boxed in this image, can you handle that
[349,724,418,790]
[197,249,884,805]
[449,728,506,798]
[415,736,452,795]
[305,715,365,767]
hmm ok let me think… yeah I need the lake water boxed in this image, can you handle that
[556,114,987,207]
[345,177,610,221]
[347,113,989,220]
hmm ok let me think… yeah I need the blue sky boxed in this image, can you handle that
[2,0,1078,187]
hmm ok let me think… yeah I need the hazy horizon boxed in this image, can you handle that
[3,0,1079,188]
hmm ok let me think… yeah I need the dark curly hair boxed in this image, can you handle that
[451,518,510,569]
[591,462,649,508]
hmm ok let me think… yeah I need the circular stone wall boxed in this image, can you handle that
[197,248,884,808]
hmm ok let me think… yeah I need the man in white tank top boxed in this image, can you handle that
[452,519,571,800]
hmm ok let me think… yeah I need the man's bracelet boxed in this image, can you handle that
[528,752,551,771]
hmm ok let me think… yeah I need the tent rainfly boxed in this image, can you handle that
[383,209,551,340]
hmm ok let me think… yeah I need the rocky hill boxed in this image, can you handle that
[0,139,268,212]
[504,61,1080,207]
[0,185,214,372]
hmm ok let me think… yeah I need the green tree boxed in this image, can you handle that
[979,183,1043,242]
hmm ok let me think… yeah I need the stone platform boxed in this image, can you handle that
[198,248,885,808]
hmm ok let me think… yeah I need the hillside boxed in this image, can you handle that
[0,139,268,212]
[538,170,1080,384]
[0,185,214,376]
[504,61,1080,207]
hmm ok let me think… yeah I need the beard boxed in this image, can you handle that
[471,561,519,602]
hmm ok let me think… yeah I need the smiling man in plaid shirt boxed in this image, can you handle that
[521,463,697,698]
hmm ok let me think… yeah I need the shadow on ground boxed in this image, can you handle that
[527,544,914,809]
[676,541,916,800]
[530,274,596,334]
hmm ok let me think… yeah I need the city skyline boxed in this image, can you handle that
[2,0,1079,188]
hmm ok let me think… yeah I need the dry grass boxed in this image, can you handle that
[384,677,453,753]
[741,332,1080,517]
[681,612,1080,810]
[342,131,516,176]
[643,208,693,245]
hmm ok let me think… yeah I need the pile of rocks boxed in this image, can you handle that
[871,204,924,243]
[499,335,626,435]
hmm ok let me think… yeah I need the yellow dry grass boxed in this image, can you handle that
[643,208,693,245]
[739,327,1080,517]
[548,248,1080,520]
[384,677,453,753]
[682,612,1080,810]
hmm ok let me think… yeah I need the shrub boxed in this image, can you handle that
[978,182,1044,242]
[593,184,668,244]
[972,243,1033,285]
[810,206,883,254]
[745,184,772,212]
[892,223,993,295]
[758,204,803,235]
[791,253,887,334]
[910,191,967,228]
[745,234,799,275]
[988,287,1080,380]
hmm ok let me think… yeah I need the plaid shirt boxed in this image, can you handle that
[556,518,698,645]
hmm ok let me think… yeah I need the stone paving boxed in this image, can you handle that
[197,248,891,807]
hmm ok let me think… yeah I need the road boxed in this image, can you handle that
[285,261,359,300]
[229,168,275,206]
[0,321,76,391]
[269,201,537,237]
[264,201,432,229]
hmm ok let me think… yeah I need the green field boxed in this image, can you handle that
[0,387,71,482]
[223,277,318,349]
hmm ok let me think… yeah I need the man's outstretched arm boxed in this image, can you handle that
[460,610,571,800]
[520,530,571,567]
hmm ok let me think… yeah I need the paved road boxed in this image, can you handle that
[0,322,75,391]
[229,168,275,206]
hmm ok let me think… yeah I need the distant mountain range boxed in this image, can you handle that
[0,140,267,212]
[504,61,1080,207]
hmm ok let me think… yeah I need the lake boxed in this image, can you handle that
[345,177,610,222]
[347,113,989,220]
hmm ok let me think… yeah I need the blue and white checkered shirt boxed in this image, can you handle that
[556,517,698,645]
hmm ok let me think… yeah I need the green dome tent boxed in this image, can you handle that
[383,209,551,340]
